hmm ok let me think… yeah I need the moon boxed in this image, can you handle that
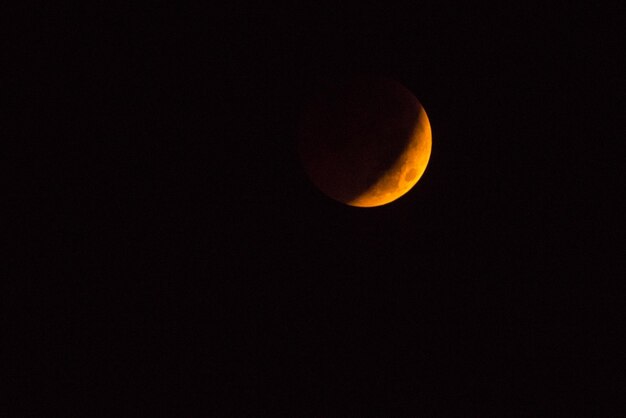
[297,76,432,207]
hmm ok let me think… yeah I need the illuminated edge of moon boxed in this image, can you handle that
[346,105,432,208]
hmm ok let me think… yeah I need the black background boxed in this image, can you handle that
[7,2,623,416]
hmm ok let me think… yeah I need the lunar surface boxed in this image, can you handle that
[298,76,432,207]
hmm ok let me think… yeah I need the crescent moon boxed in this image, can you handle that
[298,77,432,207]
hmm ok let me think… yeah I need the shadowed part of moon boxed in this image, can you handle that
[298,76,431,207]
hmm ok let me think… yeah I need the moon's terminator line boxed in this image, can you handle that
[298,76,432,207]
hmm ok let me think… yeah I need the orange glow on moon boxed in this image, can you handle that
[298,77,432,207]
[348,105,431,207]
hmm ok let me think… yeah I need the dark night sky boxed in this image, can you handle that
[7,2,623,416]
